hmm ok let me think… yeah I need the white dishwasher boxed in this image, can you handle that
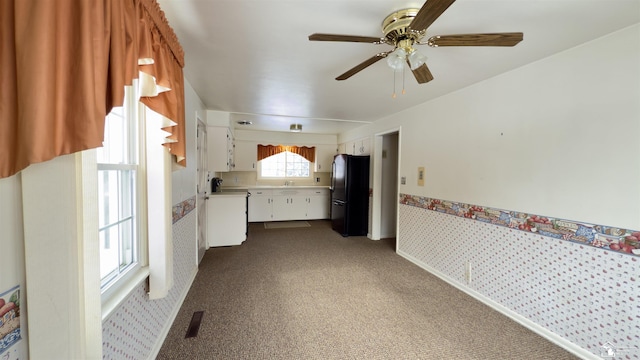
[207,192,247,247]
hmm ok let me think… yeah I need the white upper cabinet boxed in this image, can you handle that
[338,138,369,156]
[234,140,257,171]
[208,126,234,172]
[355,137,370,155]
[337,143,347,155]
[355,138,371,155]
[315,144,337,172]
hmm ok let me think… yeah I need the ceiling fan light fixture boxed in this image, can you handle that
[386,48,407,71]
[408,49,427,70]
[309,1,523,85]
[290,124,302,132]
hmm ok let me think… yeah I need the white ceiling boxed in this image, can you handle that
[157,0,640,135]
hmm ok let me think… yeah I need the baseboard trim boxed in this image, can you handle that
[147,266,199,360]
[397,250,599,360]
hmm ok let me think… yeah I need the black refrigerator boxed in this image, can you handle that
[330,154,370,237]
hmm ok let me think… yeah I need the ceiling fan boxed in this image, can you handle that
[309,0,523,84]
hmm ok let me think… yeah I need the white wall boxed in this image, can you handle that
[341,24,640,358]
[344,24,640,229]
[172,80,207,204]
[234,128,337,145]
[0,175,28,358]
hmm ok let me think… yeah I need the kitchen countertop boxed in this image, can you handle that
[211,185,330,196]
[209,189,249,196]
[221,185,330,190]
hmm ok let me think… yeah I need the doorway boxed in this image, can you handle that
[380,132,399,240]
[196,120,208,264]
[371,128,400,248]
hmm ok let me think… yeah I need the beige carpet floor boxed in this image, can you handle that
[157,220,578,360]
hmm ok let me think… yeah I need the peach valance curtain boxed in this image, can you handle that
[257,145,316,163]
[0,0,186,178]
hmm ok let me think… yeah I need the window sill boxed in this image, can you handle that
[101,266,150,322]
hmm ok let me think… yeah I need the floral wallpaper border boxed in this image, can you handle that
[399,193,640,257]
[172,196,196,224]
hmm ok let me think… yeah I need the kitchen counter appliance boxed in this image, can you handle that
[211,177,223,193]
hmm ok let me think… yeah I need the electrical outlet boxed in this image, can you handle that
[316,177,320,183]
[401,176,406,185]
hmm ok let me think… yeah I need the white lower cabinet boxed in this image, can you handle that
[248,190,273,222]
[306,189,330,219]
[207,194,247,247]
[272,191,307,221]
[248,188,330,222]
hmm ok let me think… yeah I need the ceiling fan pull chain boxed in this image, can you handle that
[392,69,397,99]
[402,65,406,95]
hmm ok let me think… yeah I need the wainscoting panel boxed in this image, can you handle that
[102,199,198,359]
[398,203,639,358]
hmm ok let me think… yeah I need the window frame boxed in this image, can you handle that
[257,150,314,181]
[98,83,150,311]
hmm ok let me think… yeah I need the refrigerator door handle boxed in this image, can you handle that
[330,161,336,191]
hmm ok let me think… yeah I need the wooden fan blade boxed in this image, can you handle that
[428,33,523,47]
[409,0,456,32]
[409,63,434,84]
[336,52,389,81]
[309,33,383,44]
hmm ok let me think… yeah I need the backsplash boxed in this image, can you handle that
[399,194,640,258]
[219,171,331,187]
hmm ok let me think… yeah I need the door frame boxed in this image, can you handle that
[196,117,208,264]
[371,126,401,247]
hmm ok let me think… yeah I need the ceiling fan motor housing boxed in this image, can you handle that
[381,8,425,50]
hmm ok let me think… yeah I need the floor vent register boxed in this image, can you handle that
[185,311,204,338]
